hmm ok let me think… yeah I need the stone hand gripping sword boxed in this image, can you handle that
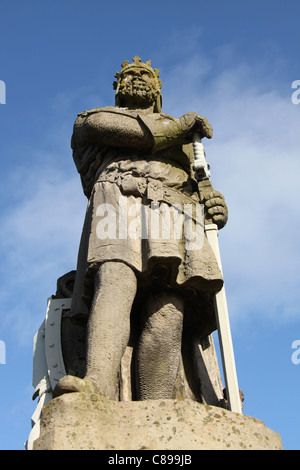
[193,133,242,414]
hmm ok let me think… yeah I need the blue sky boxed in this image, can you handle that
[0,0,299,450]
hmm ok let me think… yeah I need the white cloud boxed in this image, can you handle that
[2,47,299,348]
[0,159,87,345]
[164,52,300,325]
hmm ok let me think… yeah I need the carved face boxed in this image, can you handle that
[118,67,159,108]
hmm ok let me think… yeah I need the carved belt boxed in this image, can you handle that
[97,173,199,207]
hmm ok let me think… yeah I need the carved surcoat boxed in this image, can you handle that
[70,107,223,336]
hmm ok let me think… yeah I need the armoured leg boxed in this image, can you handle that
[54,261,137,400]
[84,261,137,400]
[136,291,184,400]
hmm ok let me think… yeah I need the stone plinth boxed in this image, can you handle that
[33,393,283,450]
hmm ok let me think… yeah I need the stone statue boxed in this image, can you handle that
[54,56,228,403]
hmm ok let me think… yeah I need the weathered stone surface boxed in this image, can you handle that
[33,393,283,450]
[61,56,228,404]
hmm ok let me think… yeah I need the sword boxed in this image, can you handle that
[193,132,242,414]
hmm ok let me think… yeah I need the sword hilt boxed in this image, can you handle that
[193,133,211,181]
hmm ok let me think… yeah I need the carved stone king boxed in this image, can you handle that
[27,58,283,451]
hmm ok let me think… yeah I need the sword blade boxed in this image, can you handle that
[193,134,242,413]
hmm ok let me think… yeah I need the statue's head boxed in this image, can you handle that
[113,56,163,112]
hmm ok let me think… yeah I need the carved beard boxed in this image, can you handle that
[118,79,158,107]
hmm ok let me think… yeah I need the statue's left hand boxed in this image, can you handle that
[202,191,228,229]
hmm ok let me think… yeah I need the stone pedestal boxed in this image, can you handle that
[32,393,283,450]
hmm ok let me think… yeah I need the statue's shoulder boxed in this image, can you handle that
[77,106,114,118]
[76,108,175,122]
[77,106,139,119]
[138,111,176,126]
[142,111,176,121]
[159,112,176,121]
